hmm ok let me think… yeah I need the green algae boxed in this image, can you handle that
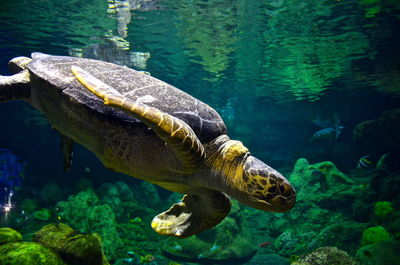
[56,189,122,260]
[0,242,66,265]
[34,223,109,265]
[374,201,394,219]
[361,226,391,246]
[0,228,23,245]
[356,240,400,265]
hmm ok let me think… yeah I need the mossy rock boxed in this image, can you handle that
[34,223,109,265]
[373,201,394,220]
[356,239,400,265]
[361,226,391,246]
[34,223,74,252]
[0,242,66,265]
[0,228,23,245]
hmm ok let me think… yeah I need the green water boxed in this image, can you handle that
[0,0,399,264]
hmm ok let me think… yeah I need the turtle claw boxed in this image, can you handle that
[151,189,231,238]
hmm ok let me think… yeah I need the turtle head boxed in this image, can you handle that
[206,136,295,213]
[240,156,296,212]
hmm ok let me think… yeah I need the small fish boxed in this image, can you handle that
[259,241,272,248]
[126,250,135,256]
[209,243,219,253]
[140,254,155,263]
[171,243,183,251]
[122,258,134,264]
[312,126,343,141]
[130,217,142,223]
[357,155,373,169]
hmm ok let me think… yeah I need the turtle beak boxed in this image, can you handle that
[265,177,296,212]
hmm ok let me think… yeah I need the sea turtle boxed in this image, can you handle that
[0,53,296,237]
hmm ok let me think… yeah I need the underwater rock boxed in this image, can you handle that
[138,182,161,209]
[292,246,357,265]
[274,231,300,254]
[361,226,391,246]
[0,227,23,245]
[356,239,400,265]
[163,207,255,262]
[289,158,356,213]
[373,201,394,220]
[353,108,400,154]
[0,241,66,265]
[56,189,122,260]
[116,221,162,257]
[371,169,400,206]
[308,222,367,253]
[268,158,370,257]
[34,223,109,265]
[247,253,290,265]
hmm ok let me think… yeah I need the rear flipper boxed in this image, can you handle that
[0,57,32,102]
[151,189,231,238]
[58,132,74,172]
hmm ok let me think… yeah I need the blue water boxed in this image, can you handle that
[0,0,399,264]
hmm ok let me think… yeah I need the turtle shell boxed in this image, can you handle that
[27,53,226,143]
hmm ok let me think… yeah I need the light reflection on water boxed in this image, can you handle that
[1,0,398,101]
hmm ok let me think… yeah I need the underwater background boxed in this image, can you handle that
[0,0,400,264]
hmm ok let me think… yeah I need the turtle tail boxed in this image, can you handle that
[0,57,32,103]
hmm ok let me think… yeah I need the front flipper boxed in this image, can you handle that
[0,57,32,103]
[71,66,204,173]
[151,189,231,238]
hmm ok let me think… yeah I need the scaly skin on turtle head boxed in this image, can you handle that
[206,136,296,213]
[241,156,296,212]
